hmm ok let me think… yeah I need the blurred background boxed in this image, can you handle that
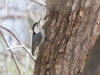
[0,0,100,75]
[0,0,46,75]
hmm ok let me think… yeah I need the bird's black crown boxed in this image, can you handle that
[32,18,41,31]
[32,22,38,30]
[32,18,41,34]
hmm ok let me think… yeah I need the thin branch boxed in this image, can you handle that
[27,0,47,11]
[31,0,46,7]
[17,24,28,42]
[0,39,6,51]
[6,53,8,75]
[12,54,22,75]
[5,46,23,50]
[0,38,6,55]
[0,24,19,34]
[0,39,8,74]
[0,25,20,43]
[21,43,35,60]
[0,31,23,75]
[0,25,35,61]
[13,53,31,58]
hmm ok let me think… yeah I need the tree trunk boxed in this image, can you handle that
[34,0,100,75]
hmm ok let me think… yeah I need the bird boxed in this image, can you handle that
[32,19,45,56]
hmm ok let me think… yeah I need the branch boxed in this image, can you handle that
[0,38,7,55]
[31,0,46,7]
[0,24,19,34]
[0,32,23,75]
[0,39,6,51]
[0,25,35,61]
[0,38,8,74]
[0,25,20,43]
[5,46,23,50]
[27,0,47,10]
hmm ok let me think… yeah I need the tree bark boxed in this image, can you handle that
[34,0,100,75]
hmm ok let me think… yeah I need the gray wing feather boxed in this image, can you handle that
[32,32,42,44]
[32,32,42,56]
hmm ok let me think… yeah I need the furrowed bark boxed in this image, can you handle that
[34,0,100,75]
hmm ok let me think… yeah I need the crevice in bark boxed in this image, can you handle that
[34,0,100,75]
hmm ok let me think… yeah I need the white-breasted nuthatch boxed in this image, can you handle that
[32,19,45,56]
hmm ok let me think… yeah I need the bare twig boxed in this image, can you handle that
[31,0,46,7]
[27,0,47,11]
[0,36,7,55]
[0,25,35,61]
[6,53,8,75]
[0,31,23,75]
[21,43,35,60]
[12,54,22,75]
[0,24,19,34]
[17,24,28,42]
[0,44,26,63]
[0,39,8,75]
[0,25,20,43]
[13,53,31,58]
[0,39,6,51]
[6,45,23,50]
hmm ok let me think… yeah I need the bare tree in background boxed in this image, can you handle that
[0,0,46,75]
[34,0,100,75]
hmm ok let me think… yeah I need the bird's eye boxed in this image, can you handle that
[37,25,38,26]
